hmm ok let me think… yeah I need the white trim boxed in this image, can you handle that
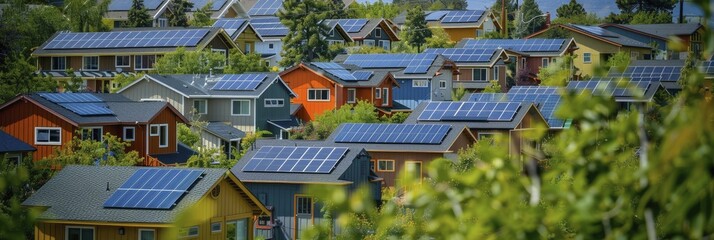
[149,125,160,136]
[65,225,95,240]
[34,127,61,145]
[51,56,67,71]
[193,99,208,114]
[81,126,103,141]
[472,68,488,81]
[347,88,356,103]
[493,66,500,81]
[180,225,199,238]
[307,88,330,101]
[374,27,382,38]
[439,80,447,89]
[138,228,156,240]
[210,222,222,233]
[231,99,251,116]
[264,98,285,107]
[382,87,388,106]
[150,124,169,148]
[541,58,549,68]
[115,55,131,67]
[363,39,376,46]
[583,53,592,64]
[375,88,381,99]
[134,55,157,70]
[123,126,136,141]
[412,80,428,87]
[379,40,390,50]
[82,56,99,71]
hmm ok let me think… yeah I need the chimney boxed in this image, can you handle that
[545,12,551,28]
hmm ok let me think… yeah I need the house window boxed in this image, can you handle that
[149,125,159,136]
[81,127,103,141]
[264,98,284,107]
[296,196,312,214]
[439,80,447,89]
[375,88,381,99]
[472,68,488,81]
[135,55,156,70]
[347,88,356,103]
[493,66,500,80]
[51,57,66,71]
[66,226,94,240]
[307,89,330,101]
[364,40,375,46]
[82,56,99,71]
[329,29,335,37]
[193,99,207,114]
[150,124,169,148]
[583,53,592,63]
[542,58,549,68]
[231,100,250,116]
[412,80,428,87]
[521,58,526,69]
[245,43,252,53]
[382,87,388,106]
[179,226,199,238]
[377,160,395,172]
[116,56,131,67]
[157,18,168,27]
[378,40,390,50]
[123,127,135,141]
[374,27,382,37]
[35,127,61,145]
[476,29,484,37]
[269,43,274,49]
[138,229,155,240]
[211,222,222,233]
[370,160,375,171]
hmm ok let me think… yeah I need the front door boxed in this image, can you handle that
[226,219,248,240]
[294,196,313,239]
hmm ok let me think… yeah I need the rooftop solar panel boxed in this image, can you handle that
[418,101,520,122]
[108,0,163,11]
[250,17,289,37]
[466,86,566,128]
[44,29,210,50]
[425,11,449,21]
[334,123,451,144]
[313,62,357,80]
[103,168,204,209]
[352,71,373,80]
[191,0,227,11]
[460,39,566,52]
[213,18,247,37]
[567,80,652,98]
[425,48,495,63]
[336,19,369,33]
[39,93,102,103]
[242,146,348,173]
[573,25,616,37]
[608,66,682,81]
[248,0,282,16]
[441,10,484,23]
[701,61,714,75]
[343,53,438,74]
[211,74,268,91]
[59,103,114,116]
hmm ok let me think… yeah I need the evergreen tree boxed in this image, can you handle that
[189,1,214,27]
[325,0,347,19]
[512,0,545,39]
[278,0,333,67]
[167,0,194,27]
[556,0,586,19]
[491,0,517,38]
[126,0,152,27]
[616,0,677,14]
[404,5,430,52]
[63,0,110,32]
[442,0,467,10]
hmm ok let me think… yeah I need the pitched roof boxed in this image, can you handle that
[120,73,296,98]
[404,101,541,130]
[424,48,510,67]
[0,130,35,153]
[324,123,475,152]
[204,122,246,141]
[332,53,455,79]
[455,38,578,57]
[323,19,399,41]
[288,62,395,87]
[616,23,703,38]
[527,24,651,49]
[150,142,197,165]
[212,18,263,41]
[107,0,248,20]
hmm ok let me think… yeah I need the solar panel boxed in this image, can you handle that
[59,103,114,116]
[242,146,348,173]
[460,39,566,52]
[103,168,204,209]
[352,71,373,80]
[441,10,484,23]
[108,0,163,11]
[567,80,652,98]
[424,48,495,63]
[466,86,566,128]
[608,66,682,81]
[191,0,227,11]
[211,74,268,91]
[250,17,289,37]
[213,18,247,37]
[418,101,520,122]
[342,53,438,74]
[573,25,616,37]
[426,11,449,21]
[313,62,357,80]
[336,19,369,33]
[39,93,102,103]
[248,0,282,16]
[44,29,210,50]
[334,123,451,144]
[700,61,714,75]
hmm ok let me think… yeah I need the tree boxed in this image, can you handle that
[1,155,53,239]
[425,27,454,48]
[347,45,390,54]
[483,80,502,92]
[452,85,467,100]
[552,13,602,25]
[404,5,431,52]
[556,0,586,19]
[64,0,110,32]
[166,0,194,27]
[126,0,152,27]
[189,1,214,27]
[110,73,144,93]
[606,0,676,24]
[491,0,517,38]
[178,123,201,147]
[538,54,577,86]
[0,55,58,104]
[278,0,333,67]
[629,10,673,24]
[224,51,269,73]
[616,0,677,14]
[0,2,69,62]
[346,0,401,19]
[63,69,84,92]
[325,0,347,19]
[442,0,467,10]
[512,0,545,39]
[152,47,226,74]
[290,101,382,140]
[47,132,143,167]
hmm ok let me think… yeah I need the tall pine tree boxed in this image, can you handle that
[404,5,431,52]
[512,0,545,39]
[278,0,334,67]
[126,0,152,27]
[556,0,586,19]
[167,0,194,27]
[189,1,214,26]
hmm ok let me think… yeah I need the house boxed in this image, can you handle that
[332,53,458,110]
[105,0,249,28]
[393,10,501,42]
[249,17,288,67]
[117,73,298,139]
[241,0,354,17]
[600,23,705,59]
[455,38,578,85]
[424,48,511,92]
[322,20,357,46]
[231,140,380,240]
[0,129,36,164]
[323,19,400,50]
[212,18,263,54]
[23,165,270,240]
[566,79,666,109]
[607,60,685,94]
[526,24,652,77]
[326,123,476,189]
[33,28,239,93]
[464,86,567,129]
[279,62,399,121]
[0,93,191,166]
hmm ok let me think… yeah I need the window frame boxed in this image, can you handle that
[472,68,488,81]
[363,39,375,46]
[374,88,381,99]
[181,226,199,238]
[583,53,592,63]
[379,40,390,50]
[439,80,447,89]
[135,55,157,70]
[268,43,274,49]
[347,88,356,103]
[81,126,103,142]
[377,159,395,172]
[264,98,284,107]
[630,51,639,59]
[307,89,330,101]
[231,99,251,116]
[374,27,382,37]
[149,125,159,136]
[210,222,222,233]
[244,42,252,53]
[382,87,388,106]
[476,29,484,38]
[65,225,95,240]
[115,55,131,67]
[542,58,549,68]
[82,56,99,71]
[123,127,135,141]
[521,57,526,69]
[157,18,168,27]
[193,99,208,114]
[138,228,155,240]
[150,124,169,148]
[35,127,62,145]
[493,66,500,80]
[412,80,428,87]
[51,56,67,71]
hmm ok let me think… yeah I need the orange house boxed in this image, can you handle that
[280,62,399,121]
[0,93,190,166]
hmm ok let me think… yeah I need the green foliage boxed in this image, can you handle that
[185,147,237,168]
[425,27,454,48]
[64,0,110,32]
[606,51,631,73]
[0,55,58,104]
[290,101,381,140]
[483,80,502,92]
[552,13,602,25]
[152,47,226,74]
[512,0,545,39]
[225,51,269,73]
[491,0,517,37]
[347,45,389,54]
[607,0,675,24]
[404,5,431,52]
[110,73,144,93]
[452,85,467,100]
[346,0,401,19]
[324,0,347,19]
[0,2,69,60]
[538,54,577,86]
[483,30,508,39]
[189,1,214,27]
[380,112,409,123]
[126,0,152,27]
[63,69,84,92]
[178,123,201,147]
[615,0,677,13]
[629,10,673,24]
[167,0,194,27]
[556,0,586,19]
[278,0,336,66]
[47,132,143,167]
[0,155,52,239]
[240,130,271,156]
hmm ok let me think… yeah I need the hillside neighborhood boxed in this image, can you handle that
[0,0,713,239]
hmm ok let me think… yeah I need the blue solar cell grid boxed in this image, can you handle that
[212,74,268,91]
[44,29,209,50]
[574,25,614,37]
[461,39,565,52]
[213,19,247,37]
[59,103,114,116]
[466,86,566,128]
[248,0,282,16]
[313,62,357,81]
[609,66,682,81]
[39,93,102,103]
[108,0,163,11]
[701,61,714,75]
[344,54,437,74]
[567,80,652,98]
[191,0,227,11]
[418,101,520,121]
[425,48,495,63]
[441,10,484,23]
[337,19,369,33]
[426,11,449,21]
[103,168,204,209]
[352,71,373,80]
[334,123,451,144]
[250,17,289,37]
[242,146,348,173]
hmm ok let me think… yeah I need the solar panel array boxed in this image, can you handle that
[39,93,102,103]
[466,86,565,128]
[573,25,616,37]
[343,53,438,74]
[213,18,247,37]
[59,103,114,116]
[108,0,163,11]
[335,19,369,33]
[701,61,714,75]
[424,48,495,63]
[248,0,282,16]
[242,146,348,173]
[441,10,484,23]
[334,123,451,144]
[418,101,520,122]
[567,80,653,98]
[352,71,373,80]
[425,11,449,21]
[103,168,204,209]
[191,0,226,11]
[250,17,289,37]
[313,62,358,81]
[39,93,115,116]
[44,29,210,50]
[460,39,565,52]
[608,66,682,81]
[211,74,268,91]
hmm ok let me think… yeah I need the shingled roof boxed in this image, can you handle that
[0,130,35,153]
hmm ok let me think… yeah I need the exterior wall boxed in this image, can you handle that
[255,40,282,67]
[256,80,293,134]
[147,108,180,155]
[362,22,395,50]
[205,98,256,133]
[392,78,430,109]
[325,28,349,44]
[34,222,173,240]
[369,151,444,188]
[103,125,148,159]
[235,27,261,54]
[438,26,481,42]
[281,66,337,121]
[200,131,223,150]
[119,79,186,114]
[0,99,75,161]
[432,70,453,101]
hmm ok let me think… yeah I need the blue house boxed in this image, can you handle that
[231,140,380,240]
[600,23,705,60]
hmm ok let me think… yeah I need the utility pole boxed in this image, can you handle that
[679,0,684,24]
[502,0,507,37]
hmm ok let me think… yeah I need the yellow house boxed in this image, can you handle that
[23,165,270,240]
[213,19,263,54]
[527,24,652,78]
[394,10,501,42]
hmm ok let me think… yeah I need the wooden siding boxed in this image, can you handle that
[256,80,293,135]
[119,79,185,115]
[392,78,430,109]
[370,151,444,188]
[35,222,172,240]
[281,66,337,121]
[148,107,180,155]
[205,98,255,133]
[441,26,482,42]
[235,27,261,54]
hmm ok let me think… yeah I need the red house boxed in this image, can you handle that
[280,62,399,121]
[0,93,190,166]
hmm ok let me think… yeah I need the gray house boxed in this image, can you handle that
[323,19,400,50]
